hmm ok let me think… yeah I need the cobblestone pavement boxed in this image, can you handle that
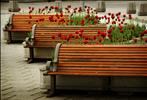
[1,1,147,100]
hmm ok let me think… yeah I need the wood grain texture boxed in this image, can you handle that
[48,44,147,77]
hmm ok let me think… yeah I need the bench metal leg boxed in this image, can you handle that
[28,47,34,63]
[7,32,12,43]
[48,75,56,97]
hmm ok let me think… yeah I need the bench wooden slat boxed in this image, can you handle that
[48,44,147,76]
[8,14,69,32]
[48,71,147,76]
[32,25,107,47]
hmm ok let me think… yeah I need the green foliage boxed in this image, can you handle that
[69,14,100,26]
[109,24,146,44]
[27,32,32,38]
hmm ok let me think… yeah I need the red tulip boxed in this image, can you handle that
[99,38,103,43]
[95,15,99,19]
[68,34,73,38]
[50,6,54,9]
[84,36,89,40]
[118,19,121,22]
[74,35,80,39]
[144,30,147,34]
[129,14,132,19]
[70,20,73,23]
[60,12,63,17]
[97,30,101,34]
[80,19,85,26]
[85,15,90,19]
[65,7,68,10]
[111,13,115,19]
[49,16,54,22]
[36,20,39,22]
[112,21,116,24]
[107,29,112,34]
[144,38,147,42]
[45,6,48,9]
[67,5,71,8]
[56,13,60,19]
[78,7,82,12]
[75,31,79,34]
[74,7,77,10]
[58,33,62,37]
[101,32,106,38]
[119,25,123,30]
[108,13,111,16]
[79,32,83,37]
[29,15,32,19]
[54,19,57,22]
[61,35,67,40]
[28,6,31,9]
[94,20,97,24]
[122,18,125,22]
[83,40,88,44]
[107,34,111,39]
[120,29,124,33]
[55,6,59,10]
[42,8,45,11]
[51,35,56,39]
[59,18,65,23]
[79,29,84,33]
[123,14,126,17]
[93,36,97,40]
[32,7,34,11]
[74,10,76,13]
[29,10,32,14]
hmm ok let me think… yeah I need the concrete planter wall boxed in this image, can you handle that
[42,76,147,92]
[24,48,53,59]
[4,31,28,42]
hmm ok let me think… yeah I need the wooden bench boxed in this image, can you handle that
[4,14,69,43]
[23,24,107,63]
[40,43,147,96]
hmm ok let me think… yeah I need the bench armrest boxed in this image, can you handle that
[46,61,58,72]
[22,37,33,47]
[23,24,37,47]
[4,14,13,31]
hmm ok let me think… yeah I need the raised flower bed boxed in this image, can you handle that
[23,5,147,61]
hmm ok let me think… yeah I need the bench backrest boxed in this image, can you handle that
[10,14,69,31]
[32,24,107,47]
[49,44,147,77]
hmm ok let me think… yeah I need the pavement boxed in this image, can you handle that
[1,1,147,100]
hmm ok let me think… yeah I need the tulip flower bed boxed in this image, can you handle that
[21,4,147,63]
